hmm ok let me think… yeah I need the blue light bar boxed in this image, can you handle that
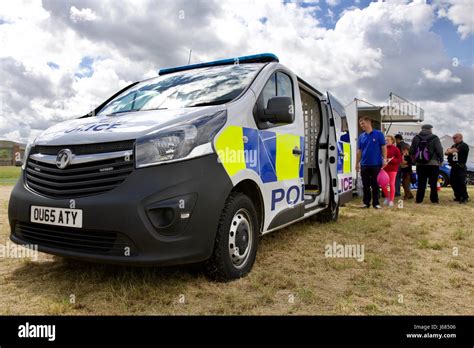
[158,53,279,75]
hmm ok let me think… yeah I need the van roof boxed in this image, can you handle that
[158,53,279,75]
[158,53,324,98]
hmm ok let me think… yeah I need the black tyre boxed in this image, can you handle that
[205,192,259,281]
[439,172,449,187]
[315,194,339,223]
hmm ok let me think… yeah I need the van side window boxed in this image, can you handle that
[262,73,277,109]
[335,112,349,142]
[276,72,293,101]
[262,72,294,109]
[255,71,294,129]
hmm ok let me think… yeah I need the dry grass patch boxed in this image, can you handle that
[0,185,473,315]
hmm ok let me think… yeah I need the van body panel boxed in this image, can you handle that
[327,92,353,205]
[215,62,306,232]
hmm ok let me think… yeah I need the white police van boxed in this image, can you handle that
[9,53,353,280]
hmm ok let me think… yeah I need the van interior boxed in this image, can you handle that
[300,87,322,205]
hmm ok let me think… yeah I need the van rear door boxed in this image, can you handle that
[327,92,353,205]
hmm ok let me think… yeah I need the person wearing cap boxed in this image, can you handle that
[445,133,470,204]
[409,124,444,204]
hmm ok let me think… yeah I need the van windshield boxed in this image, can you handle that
[97,63,264,116]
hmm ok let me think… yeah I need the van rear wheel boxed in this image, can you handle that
[316,193,339,223]
[205,192,259,281]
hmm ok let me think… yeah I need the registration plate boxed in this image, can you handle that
[30,205,83,228]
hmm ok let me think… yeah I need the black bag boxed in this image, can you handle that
[413,134,435,164]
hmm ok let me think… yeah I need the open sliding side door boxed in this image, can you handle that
[327,92,353,205]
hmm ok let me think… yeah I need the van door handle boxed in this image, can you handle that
[292,147,302,156]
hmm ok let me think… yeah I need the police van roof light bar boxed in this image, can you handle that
[158,53,279,75]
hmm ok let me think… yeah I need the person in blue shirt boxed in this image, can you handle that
[356,116,387,209]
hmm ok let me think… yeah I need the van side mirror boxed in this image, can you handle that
[260,96,294,124]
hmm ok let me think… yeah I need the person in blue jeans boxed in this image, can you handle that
[356,116,387,209]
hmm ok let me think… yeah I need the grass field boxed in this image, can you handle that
[0,166,21,185]
[0,183,473,315]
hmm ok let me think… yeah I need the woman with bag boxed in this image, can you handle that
[380,135,402,207]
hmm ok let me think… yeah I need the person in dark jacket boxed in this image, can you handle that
[394,134,409,197]
[445,133,470,203]
[400,143,414,200]
[409,124,444,204]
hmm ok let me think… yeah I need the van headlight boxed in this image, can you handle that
[135,110,227,168]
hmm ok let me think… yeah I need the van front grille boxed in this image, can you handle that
[31,140,135,156]
[25,141,135,199]
[14,222,137,256]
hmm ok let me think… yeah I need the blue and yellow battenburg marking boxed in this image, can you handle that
[215,126,304,183]
[337,140,353,194]
[337,141,351,174]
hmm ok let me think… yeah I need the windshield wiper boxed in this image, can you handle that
[107,107,168,116]
[142,107,168,111]
[108,109,139,115]
[187,99,233,107]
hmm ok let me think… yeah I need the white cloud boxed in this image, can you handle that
[436,0,474,39]
[447,0,473,39]
[0,1,144,144]
[0,0,49,22]
[326,0,340,7]
[422,94,474,143]
[69,6,101,23]
[421,68,462,84]
[0,0,473,144]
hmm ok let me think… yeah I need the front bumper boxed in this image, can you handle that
[8,154,233,266]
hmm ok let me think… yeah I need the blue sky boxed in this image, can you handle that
[310,0,472,66]
[432,16,474,66]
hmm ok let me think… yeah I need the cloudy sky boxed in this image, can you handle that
[0,0,473,144]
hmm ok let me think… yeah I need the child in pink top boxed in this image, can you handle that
[382,135,402,207]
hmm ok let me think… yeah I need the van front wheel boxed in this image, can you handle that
[205,192,259,281]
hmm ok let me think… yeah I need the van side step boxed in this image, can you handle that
[304,189,320,205]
